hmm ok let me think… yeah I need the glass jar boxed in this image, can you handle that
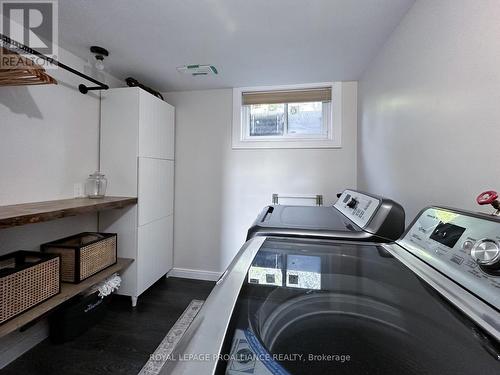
[85,171,108,199]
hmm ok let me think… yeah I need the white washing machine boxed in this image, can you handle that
[163,198,500,375]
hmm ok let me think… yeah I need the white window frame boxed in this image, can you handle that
[232,82,342,149]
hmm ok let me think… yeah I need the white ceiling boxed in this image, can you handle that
[58,0,414,92]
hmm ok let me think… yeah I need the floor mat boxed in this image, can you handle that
[138,299,204,375]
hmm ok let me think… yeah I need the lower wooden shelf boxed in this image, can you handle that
[0,257,134,338]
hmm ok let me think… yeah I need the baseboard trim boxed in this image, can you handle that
[167,267,222,281]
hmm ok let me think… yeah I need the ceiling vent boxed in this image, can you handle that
[177,64,218,76]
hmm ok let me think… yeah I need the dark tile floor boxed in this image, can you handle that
[2,277,215,375]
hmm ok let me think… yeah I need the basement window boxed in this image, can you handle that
[232,83,342,149]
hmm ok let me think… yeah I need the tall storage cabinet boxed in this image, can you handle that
[99,87,175,306]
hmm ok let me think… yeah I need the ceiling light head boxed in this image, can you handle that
[90,45,109,71]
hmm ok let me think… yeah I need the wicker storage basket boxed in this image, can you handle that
[41,233,117,283]
[0,251,60,325]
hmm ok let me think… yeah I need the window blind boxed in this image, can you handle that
[242,87,332,105]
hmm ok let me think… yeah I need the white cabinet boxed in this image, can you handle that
[137,215,173,295]
[139,95,175,159]
[99,87,175,306]
[138,158,174,226]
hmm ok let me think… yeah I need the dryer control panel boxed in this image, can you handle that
[334,189,381,229]
[399,207,500,310]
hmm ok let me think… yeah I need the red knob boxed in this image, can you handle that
[476,191,499,205]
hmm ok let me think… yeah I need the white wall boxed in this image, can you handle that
[358,0,500,222]
[164,82,357,278]
[0,46,121,367]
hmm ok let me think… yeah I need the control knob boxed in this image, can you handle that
[347,198,358,209]
[476,190,500,215]
[471,239,500,270]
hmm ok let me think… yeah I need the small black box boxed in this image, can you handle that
[49,292,109,344]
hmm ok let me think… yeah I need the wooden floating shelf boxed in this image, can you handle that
[0,257,134,338]
[0,196,138,229]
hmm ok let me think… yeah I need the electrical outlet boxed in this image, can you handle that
[73,183,85,198]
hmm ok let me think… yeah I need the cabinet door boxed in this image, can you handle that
[163,103,175,160]
[137,215,173,296]
[100,88,140,196]
[138,91,175,160]
[138,158,174,226]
